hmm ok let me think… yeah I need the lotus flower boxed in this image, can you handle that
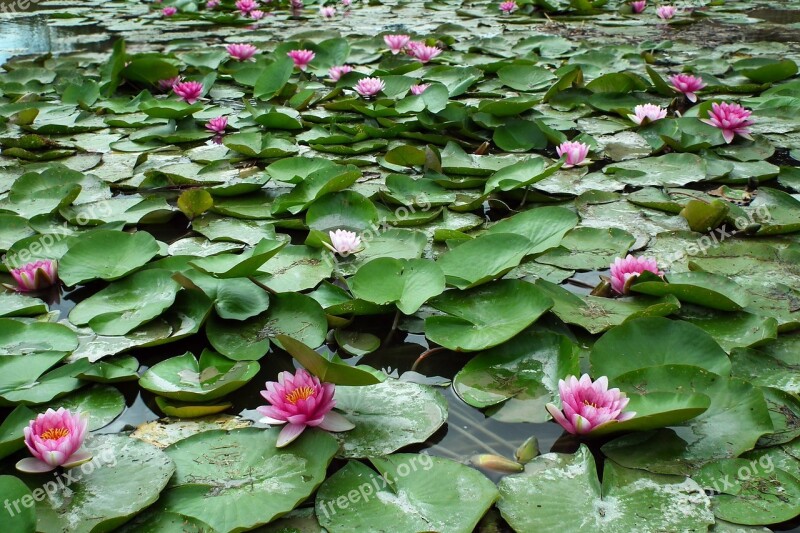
[16,409,92,473]
[157,76,181,91]
[546,375,635,435]
[631,0,646,12]
[668,73,705,103]
[7,260,58,292]
[206,0,219,8]
[701,102,754,144]
[411,44,442,63]
[628,103,667,125]
[323,229,362,255]
[226,43,258,61]
[384,34,411,55]
[656,5,676,19]
[287,49,315,71]
[499,1,517,13]
[236,0,257,13]
[556,141,590,168]
[341,0,351,5]
[173,81,203,104]
[162,6,177,16]
[250,9,265,19]
[609,254,663,295]
[290,0,303,9]
[320,5,335,17]
[328,65,354,81]
[205,116,228,134]
[257,369,354,447]
[410,83,430,95]
[354,77,385,98]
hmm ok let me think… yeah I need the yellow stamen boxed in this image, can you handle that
[285,386,316,404]
[40,428,70,440]
[583,400,598,408]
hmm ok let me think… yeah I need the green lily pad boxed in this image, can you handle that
[277,335,383,386]
[333,380,448,458]
[486,206,579,255]
[0,475,36,533]
[497,445,714,532]
[59,230,160,286]
[0,319,78,355]
[161,428,338,532]
[351,258,445,315]
[316,454,498,533]
[436,233,533,289]
[426,280,553,352]
[631,271,748,311]
[139,350,259,402]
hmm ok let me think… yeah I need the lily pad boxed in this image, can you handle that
[58,230,160,286]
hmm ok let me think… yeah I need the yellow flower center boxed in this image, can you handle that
[40,428,70,441]
[285,386,316,404]
[583,400,599,408]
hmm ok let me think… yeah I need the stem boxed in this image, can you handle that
[519,187,530,208]
[382,309,401,347]
[248,276,278,295]
[566,277,597,289]
[410,346,445,372]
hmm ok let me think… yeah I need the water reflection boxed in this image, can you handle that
[0,14,110,65]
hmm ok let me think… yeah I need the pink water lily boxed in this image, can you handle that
[323,229,362,255]
[290,0,303,9]
[354,77,385,98]
[631,0,646,12]
[628,103,667,125]
[411,44,442,63]
[161,6,177,16]
[342,0,351,5]
[205,116,228,134]
[546,375,635,435]
[384,34,411,54]
[656,5,676,19]
[701,102,754,144]
[668,73,706,103]
[257,369,354,447]
[235,0,258,13]
[320,5,336,17]
[6,260,58,292]
[410,83,430,95]
[17,408,92,473]
[173,81,203,104]
[287,49,315,71]
[328,65,354,81]
[157,76,181,91]
[250,9,266,19]
[556,141,590,168]
[609,254,663,295]
[206,0,219,8]
[226,43,258,61]
[499,1,517,13]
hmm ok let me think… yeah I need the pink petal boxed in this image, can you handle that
[318,411,355,432]
[276,423,307,447]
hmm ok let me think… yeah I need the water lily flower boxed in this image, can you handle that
[205,116,228,134]
[410,44,442,63]
[157,76,181,91]
[16,409,92,473]
[668,73,706,103]
[354,77,385,98]
[250,9,266,19]
[701,102,754,144]
[631,0,646,12]
[328,65,354,81]
[206,0,219,7]
[628,103,667,125]
[609,254,663,295]
[324,229,362,255]
[161,6,177,16]
[342,0,351,6]
[173,81,203,104]
[656,5,676,19]
[290,0,304,9]
[287,49,315,71]
[7,260,58,292]
[546,375,635,435]
[384,34,411,55]
[410,83,430,95]
[235,0,258,14]
[499,1,517,13]
[257,369,354,447]
[556,140,590,168]
[226,43,258,61]
[320,5,335,17]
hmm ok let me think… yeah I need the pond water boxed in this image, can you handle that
[2,0,800,531]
